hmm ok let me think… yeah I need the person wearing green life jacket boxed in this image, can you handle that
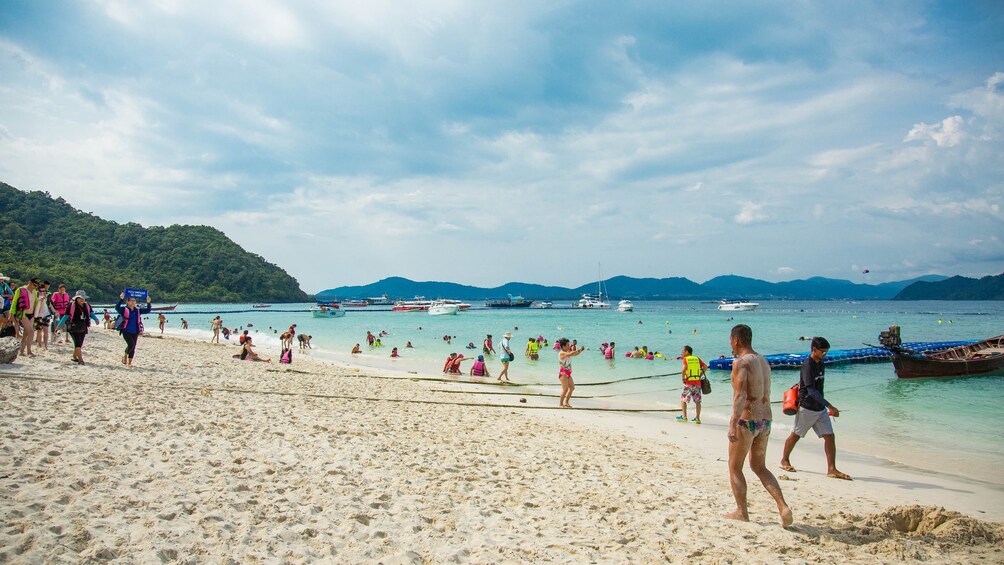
[676,345,708,424]
[11,277,41,357]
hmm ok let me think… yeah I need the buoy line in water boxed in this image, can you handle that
[429,388,675,399]
[0,373,682,413]
[262,368,685,388]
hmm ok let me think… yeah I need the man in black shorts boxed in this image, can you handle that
[779,336,851,480]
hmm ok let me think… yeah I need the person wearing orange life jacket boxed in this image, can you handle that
[676,345,708,424]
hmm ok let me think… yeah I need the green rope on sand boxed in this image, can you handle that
[0,374,683,413]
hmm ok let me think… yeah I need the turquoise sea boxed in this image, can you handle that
[149,300,1004,484]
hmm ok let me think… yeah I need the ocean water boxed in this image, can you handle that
[145,300,1004,484]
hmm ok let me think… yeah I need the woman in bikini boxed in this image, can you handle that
[557,338,585,408]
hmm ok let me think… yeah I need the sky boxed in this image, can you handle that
[1,1,1003,292]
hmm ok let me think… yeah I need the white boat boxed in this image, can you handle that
[310,305,346,318]
[576,293,610,308]
[428,301,460,316]
[392,297,432,312]
[394,297,470,312]
[252,303,271,309]
[575,263,611,308]
[617,299,634,312]
[366,294,394,306]
[717,299,759,312]
[531,301,554,309]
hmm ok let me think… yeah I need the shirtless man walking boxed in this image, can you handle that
[726,324,793,527]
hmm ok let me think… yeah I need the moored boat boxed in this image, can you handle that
[252,303,271,309]
[531,301,553,309]
[428,301,460,316]
[617,299,634,312]
[575,293,610,308]
[366,294,393,306]
[392,298,433,312]
[717,299,759,311]
[892,334,1004,379]
[341,300,369,308]
[485,294,533,308]
[310,305,346,318]
[151,303,179,312]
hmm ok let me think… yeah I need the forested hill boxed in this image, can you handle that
[893,273,1004,300]
[0,183,309,303]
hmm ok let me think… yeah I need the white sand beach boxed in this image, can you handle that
[1,330,1002,563]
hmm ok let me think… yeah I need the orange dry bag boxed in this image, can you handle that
[782,384,799,416]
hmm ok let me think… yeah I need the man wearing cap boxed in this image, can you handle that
[498,331,513,382]
[0,273,13,336]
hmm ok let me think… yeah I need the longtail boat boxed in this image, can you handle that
[892,334,1004,379]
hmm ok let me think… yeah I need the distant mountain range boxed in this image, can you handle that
[893,273,1004,300]
[317,274,957,302]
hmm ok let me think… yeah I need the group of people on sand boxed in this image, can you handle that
[0,274,164,368]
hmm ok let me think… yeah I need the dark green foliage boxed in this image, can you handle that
[0,183,309,303]
[893,273,1004,300]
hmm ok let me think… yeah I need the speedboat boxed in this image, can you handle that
[717,299,759,312]
[310,305,346,318]
[392,298,432,312]
[617,299,634,312]
[428,301,460,316]
[531,301,553,309]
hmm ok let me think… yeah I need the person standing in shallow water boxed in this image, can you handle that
[557,338,585,408]
[726,324,793,527]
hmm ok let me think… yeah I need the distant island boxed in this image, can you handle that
[317,272,1004,302]
[0,183,309,303]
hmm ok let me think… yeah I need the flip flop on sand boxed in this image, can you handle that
[779,463,796,472]
[828,471,852,480]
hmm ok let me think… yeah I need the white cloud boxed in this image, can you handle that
[904,115,967,147]
[777,267,795,275]
[2,4,1003,288]
[734,201,768,225]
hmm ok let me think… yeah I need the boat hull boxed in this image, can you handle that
[892,334,1004,378]
[310,308,345,318]
[718,303,758,311]
[892,354,1004,378]
[428,305,459,316]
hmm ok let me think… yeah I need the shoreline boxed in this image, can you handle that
[1,330,1001,562]
[164,327,1003,485]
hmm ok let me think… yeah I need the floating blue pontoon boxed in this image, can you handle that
[708,340,977,371]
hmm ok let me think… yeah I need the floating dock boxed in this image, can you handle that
[708,340,977,371]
